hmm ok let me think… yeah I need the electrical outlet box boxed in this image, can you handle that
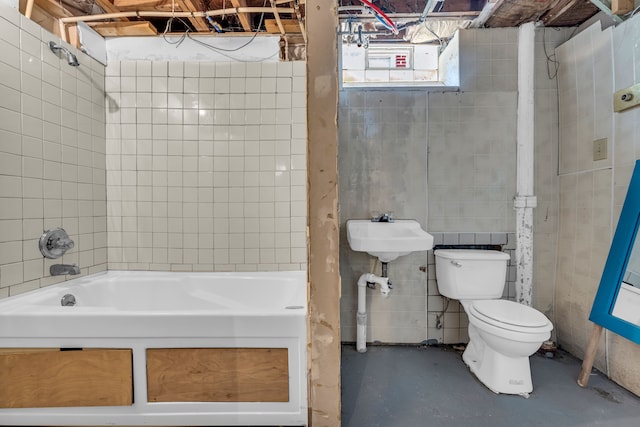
[614,83,640,112]
[593,138,607,161]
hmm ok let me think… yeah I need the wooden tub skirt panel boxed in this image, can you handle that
[0,348,133,408]
[146,348,289,402]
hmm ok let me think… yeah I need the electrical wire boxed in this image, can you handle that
[542,26,560,80]
[422,21,443,50]
[626,4,640,17]
[160,0,277,61]
[358,0,398,34]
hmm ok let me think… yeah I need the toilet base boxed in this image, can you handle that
[462,326,533,396]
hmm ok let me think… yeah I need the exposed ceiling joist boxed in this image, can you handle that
[34,0,80,17]
[19,0,620,43]
[176,0,210,31]
[590,0,624,23]
[470,0,504,27]
[94,0,128,21]
[230,0,253,32]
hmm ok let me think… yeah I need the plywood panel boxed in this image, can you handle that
[91,21,158,36]
[0,349,133,408]
[146,348,289,402]
[265,19,302,33]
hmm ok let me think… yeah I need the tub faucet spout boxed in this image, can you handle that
[50,264,80,276]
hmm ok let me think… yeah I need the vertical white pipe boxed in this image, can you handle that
[515,22,536,307]
[357,275,368,352]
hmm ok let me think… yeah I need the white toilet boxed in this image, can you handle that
[434,249,553,396]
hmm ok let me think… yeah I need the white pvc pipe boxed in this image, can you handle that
[515,21,536,307]
[356,273,390,353]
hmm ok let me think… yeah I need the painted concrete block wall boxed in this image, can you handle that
[339,28,570,345]
[0,3,107,299]
[338,90,429,343]
[105,60,307,272]
[556,18,640,396]
[428,29,518,233]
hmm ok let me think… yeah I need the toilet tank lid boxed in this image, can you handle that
[434,249,510,260]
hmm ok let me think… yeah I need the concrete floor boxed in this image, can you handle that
[341,344,640,427]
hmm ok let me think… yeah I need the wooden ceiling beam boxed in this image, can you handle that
[486,0,556,27]
[59,7,296,23]
[612,0,634,14]
[176,0,211,32]
[270,0,285,34]
[589,0,623,23]
[33,0,74,18]
[231,0,253,32]
[94,0,128,22]
[113,0,161,7]
[470,0,504,27]
[541,0,579,25]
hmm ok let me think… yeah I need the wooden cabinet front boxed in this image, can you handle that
[146,348,289,402]
[0,348,133,408]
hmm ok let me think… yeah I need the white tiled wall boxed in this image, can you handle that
[105,60,307,272]
[428,29,518,233]
[556,17,640,396]
[0,3,107,299]
[338,90,429,344]
[426,232,516,344]
[555,22,614,369]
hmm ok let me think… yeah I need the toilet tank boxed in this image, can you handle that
[434,249,510,300]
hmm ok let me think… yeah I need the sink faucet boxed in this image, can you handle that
[371,212,394,223]
[50,264,80,276]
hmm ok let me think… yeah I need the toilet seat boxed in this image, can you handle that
[468,300,552,333]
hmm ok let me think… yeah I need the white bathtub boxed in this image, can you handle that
[0,270,308,426]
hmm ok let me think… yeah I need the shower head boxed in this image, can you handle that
[48,41,80,67]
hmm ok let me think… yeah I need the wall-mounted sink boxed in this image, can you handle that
[346,220,434,262]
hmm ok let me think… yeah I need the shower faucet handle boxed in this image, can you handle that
[39,228,75,259]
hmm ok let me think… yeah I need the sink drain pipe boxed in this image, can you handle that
[357,273,391,353]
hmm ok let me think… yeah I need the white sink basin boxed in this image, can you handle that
[346,219,434,262]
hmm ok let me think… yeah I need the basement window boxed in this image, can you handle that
[339,31,460,89]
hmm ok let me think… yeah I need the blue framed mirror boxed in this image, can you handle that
[590,159,640,343]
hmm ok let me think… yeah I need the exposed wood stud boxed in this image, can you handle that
[307,0,341,425]
[293,0,306,42]
[590,0,624,23]
[58,19,68,42]
[270,0,285,34]
[612,0,633,14]
[25,0,35,18]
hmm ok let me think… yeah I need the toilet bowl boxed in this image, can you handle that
[434,249,553,396]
